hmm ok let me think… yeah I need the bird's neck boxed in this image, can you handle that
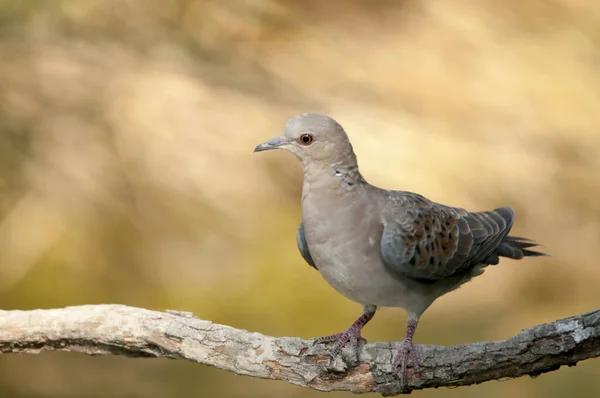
[302,157,365,195]
[330,160,364,188]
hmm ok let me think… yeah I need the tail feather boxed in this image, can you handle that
[496,236,548,259]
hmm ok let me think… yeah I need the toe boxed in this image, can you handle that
[350,335,365,360]
[329,332,351,358]
[409,346,420,370]
[314,332,343,344]
[314,327,367,362]
[350,336,359,353]
[392,343,413,389]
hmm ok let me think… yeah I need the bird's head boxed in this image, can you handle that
[254,113,357,166]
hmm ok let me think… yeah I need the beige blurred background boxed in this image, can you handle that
[0,0,599,397]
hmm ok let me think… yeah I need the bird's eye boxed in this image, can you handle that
[300,134,313,145]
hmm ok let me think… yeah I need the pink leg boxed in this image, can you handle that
[393,315,420,388]
[314,305,376,361]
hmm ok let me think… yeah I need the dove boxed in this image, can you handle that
[254,113,545,387]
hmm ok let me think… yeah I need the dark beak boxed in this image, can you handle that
[254,136,288,152]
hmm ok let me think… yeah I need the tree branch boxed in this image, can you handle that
[0,305,598,395]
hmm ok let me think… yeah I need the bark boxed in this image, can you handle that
[0,305,598,395]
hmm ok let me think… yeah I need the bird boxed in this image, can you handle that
[254,113,545,388]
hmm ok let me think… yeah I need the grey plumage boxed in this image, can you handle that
[254,113,545,388]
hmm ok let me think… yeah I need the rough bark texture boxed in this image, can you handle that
[0,305,598,395]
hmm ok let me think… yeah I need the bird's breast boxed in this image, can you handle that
[301,190,394,304]
[301,187,437,311]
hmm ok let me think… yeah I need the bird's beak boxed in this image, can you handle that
[254,136,288,152]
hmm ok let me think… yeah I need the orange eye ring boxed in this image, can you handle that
[300,134,313,145]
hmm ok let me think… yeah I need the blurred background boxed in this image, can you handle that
[0,0,599,397]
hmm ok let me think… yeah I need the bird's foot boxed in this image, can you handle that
[393,337,420,389]
[312,307,376,362]
[314,326,367,361]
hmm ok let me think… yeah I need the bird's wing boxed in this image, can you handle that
[296,222,317,270]
[380,192,515,282]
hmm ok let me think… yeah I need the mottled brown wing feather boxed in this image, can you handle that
[380,192,515,282]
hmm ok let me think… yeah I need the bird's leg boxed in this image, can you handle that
[393,314,420,388]
[314,305,376,361]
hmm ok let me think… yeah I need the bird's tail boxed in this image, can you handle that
[496,236,548,259]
